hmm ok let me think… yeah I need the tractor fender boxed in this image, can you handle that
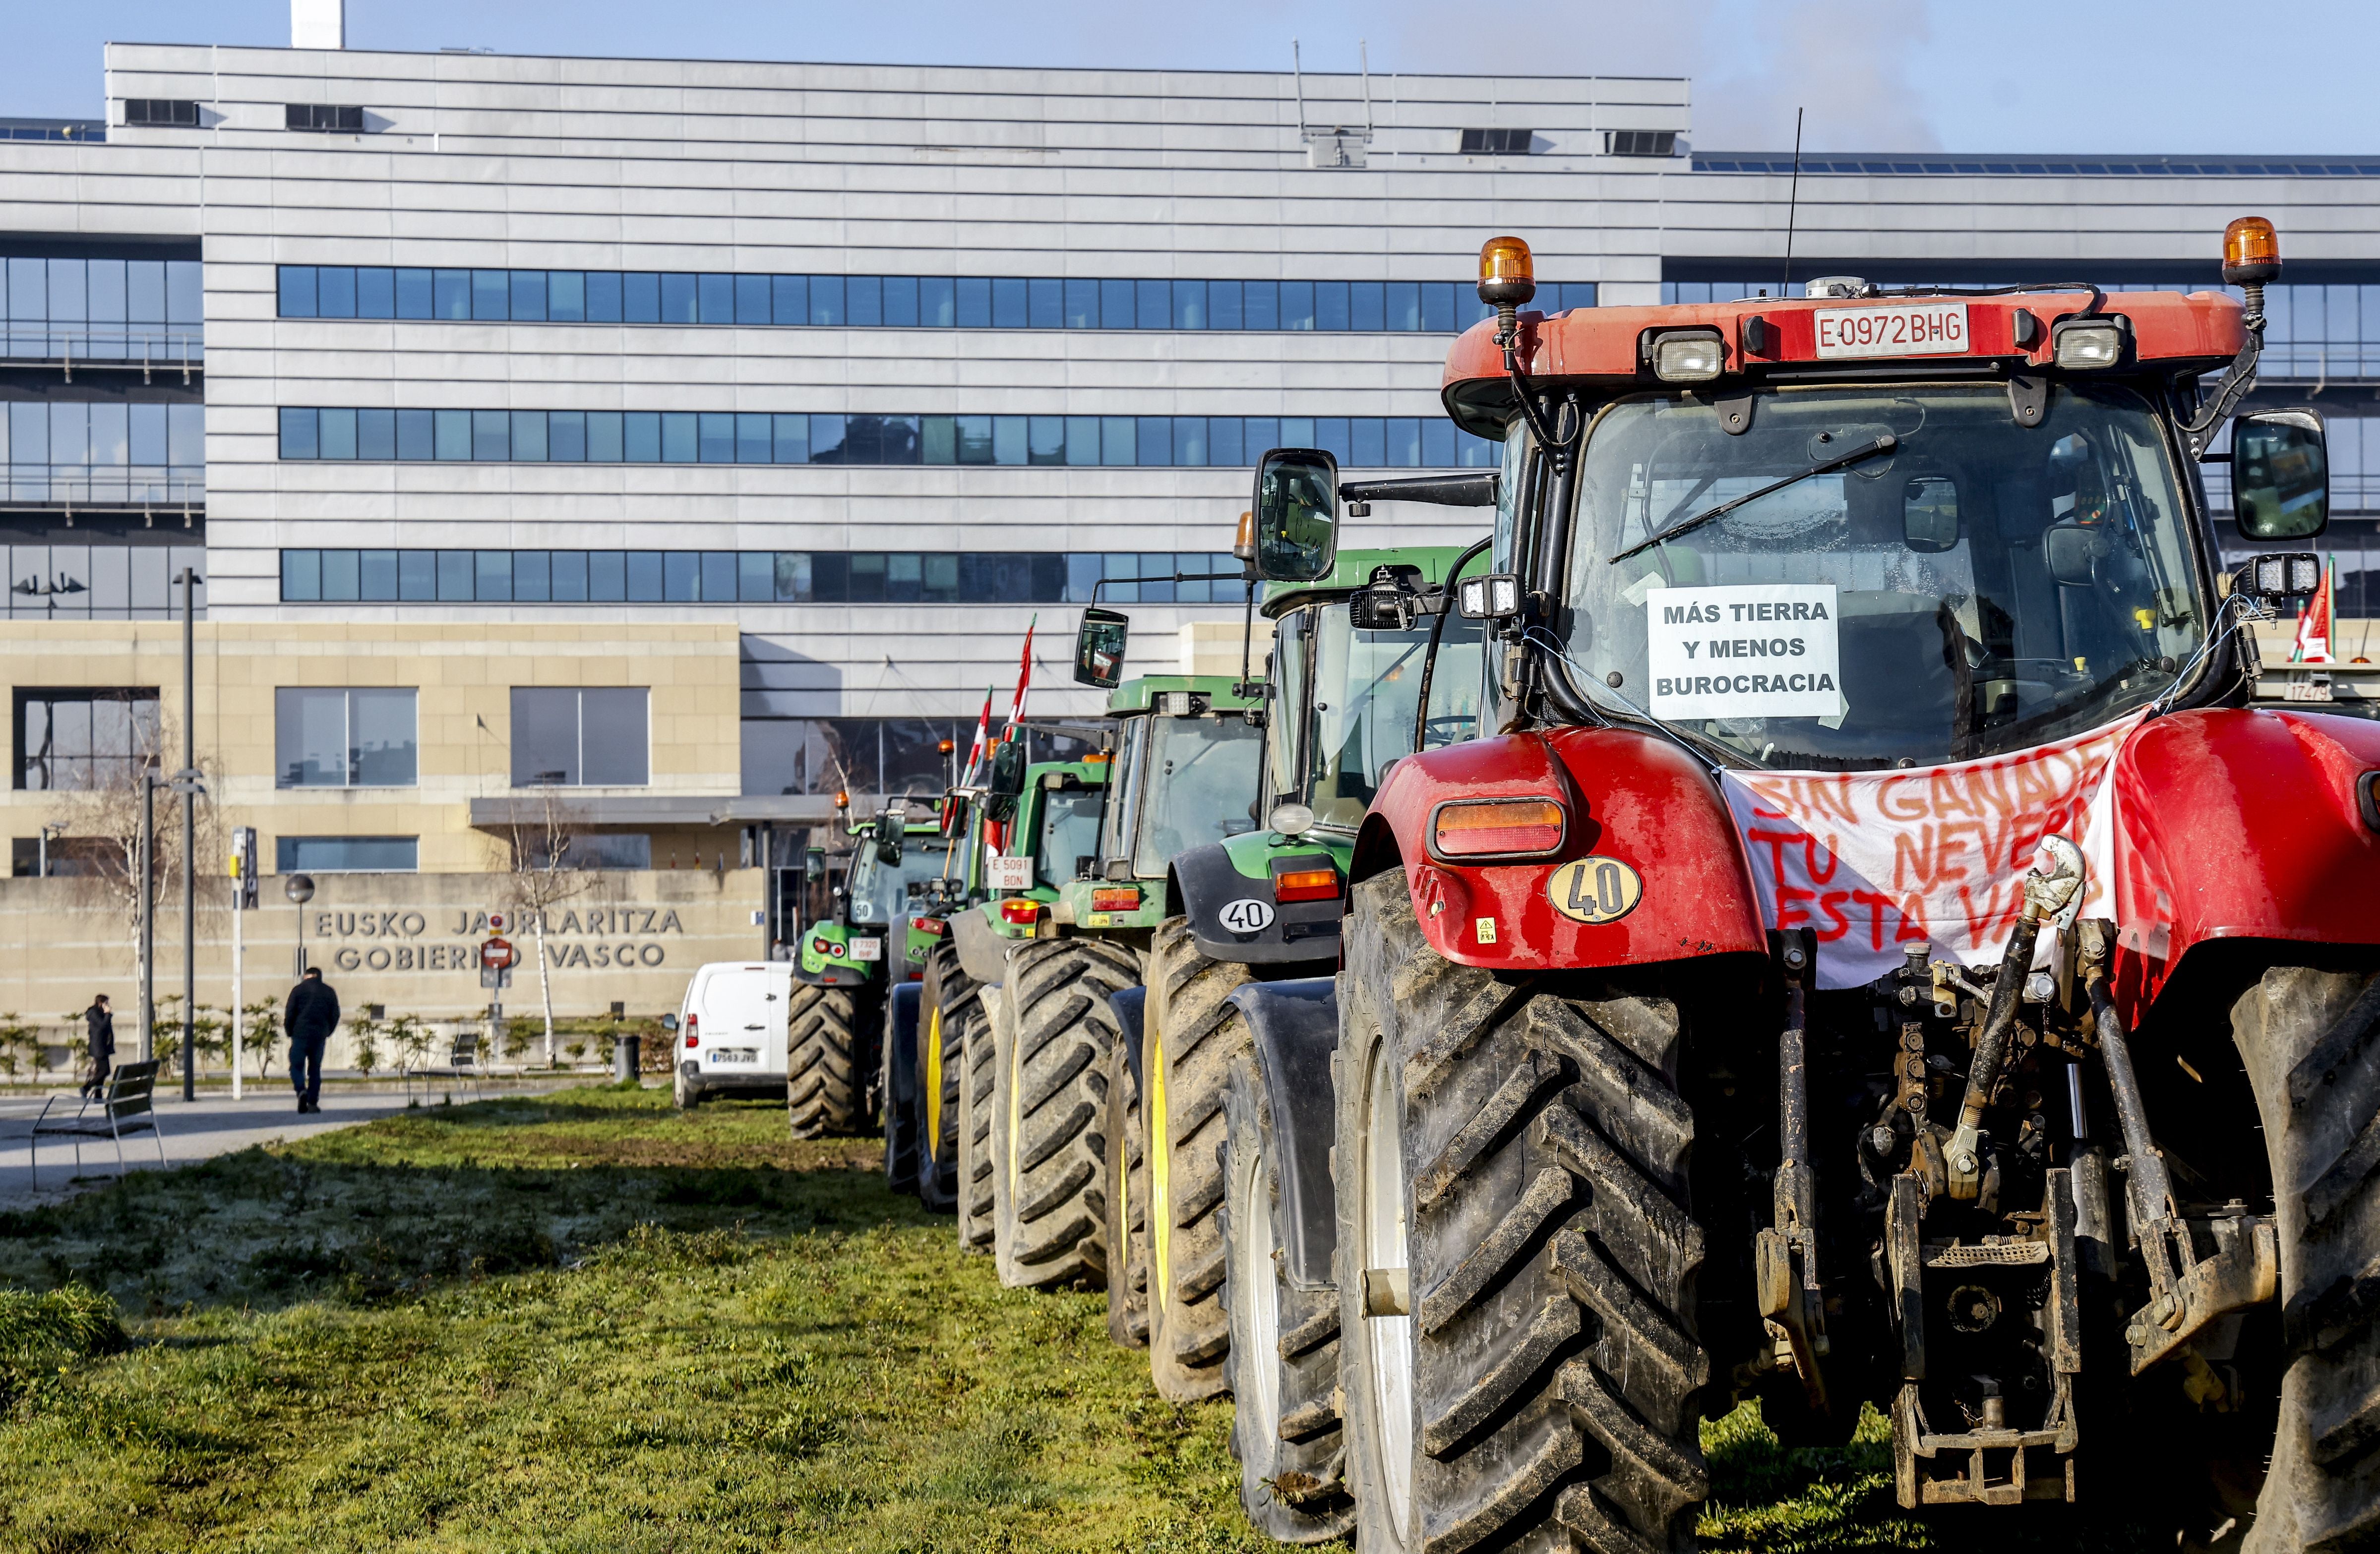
[1224,977,1340,1289]
[2111,707,2380,1010]
[1109,984,1147,1095]
[1172,840,1343,966]
[1350,725,1767,972]
[950,905,1010,985]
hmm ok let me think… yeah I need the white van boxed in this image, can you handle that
[670,961,793,1107]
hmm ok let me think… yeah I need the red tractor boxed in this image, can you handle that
[1221,219,2380,1550]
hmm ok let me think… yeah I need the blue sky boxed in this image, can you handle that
[12,0,2380,153]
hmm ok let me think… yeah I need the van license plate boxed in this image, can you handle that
[711,1048,758,1065]
[1812,301,1968,359]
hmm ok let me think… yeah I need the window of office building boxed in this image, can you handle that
[740,717,1096,798]
[124,100,200,127]
[1459,128,1533,155]
[511,688,649,787]
[274,687,418,788]
[274,408,1503,471]
[275,836,417,873]
[7,535,205,620]
[273,264,1596,333]
[13,687,158,790]
[2,253,205,363]
[285,104,365,132]
[524,832,653,870]
[283,548,1251,606]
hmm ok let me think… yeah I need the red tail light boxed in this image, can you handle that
[910,915,947,936]
[1000,898,1042,925]
[1091,886,1142,913]
[682,1013,699,1049]
[1273,866,1341,904]
[1431,798,1567,859]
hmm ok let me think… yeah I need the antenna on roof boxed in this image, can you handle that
[1292,39,1306,137]
[1360,40,1374,136]
[1780,107,1805,301]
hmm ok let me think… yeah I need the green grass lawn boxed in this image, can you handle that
[0,1087,2150,1552]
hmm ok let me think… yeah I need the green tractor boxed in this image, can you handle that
[785,799,961,1138]
[1110,546,1491,1427]
[905,740,1113,1219]
[953,669,1269,1293]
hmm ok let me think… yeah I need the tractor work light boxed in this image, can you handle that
[1091,886,1142,913]
[2235,552,2323,601]
[1651,330,1725,383]
[1268,802,1316,837]
[1430,797,1567,860]
[2223,215,2282,286]
[1457,574,1522,620]
[1233,510,1256,562]
[1273,865,1341,903]
[2053,320,2125,370]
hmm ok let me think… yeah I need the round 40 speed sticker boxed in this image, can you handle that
[1546,856,1644,925]
[1218,897,1277,934]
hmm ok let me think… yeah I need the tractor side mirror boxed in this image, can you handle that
[1074,606,1130,688]
[2232,408,2329,540]
[1903,475,1960,554]
[984,739,1026,822]
[2043,525,2102,588]
[875,825,903,867]
[1252,447,1340,582]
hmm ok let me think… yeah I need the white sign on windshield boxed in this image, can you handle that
[1646,584,1842,721]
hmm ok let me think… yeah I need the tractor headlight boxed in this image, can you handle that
[2053,320,2125,370]
[1651,330,1725,382]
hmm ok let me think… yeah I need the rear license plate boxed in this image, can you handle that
[1813,301,1968,359]
[851,937,882,961]
[710,1048,759,1065]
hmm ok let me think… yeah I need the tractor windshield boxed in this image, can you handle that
[845,830,957,926]
[1296,605,1486,830]
[1035,787,1105,888]
[1564,382,2206,770]
[1130,716,1264,878]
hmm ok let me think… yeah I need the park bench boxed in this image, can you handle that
[28,1060,166,1186]
[412,1032,487,1101]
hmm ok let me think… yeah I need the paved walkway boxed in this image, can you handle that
[0,1081,581,1206]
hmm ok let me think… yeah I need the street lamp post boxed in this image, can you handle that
[286,873,316,977]
[178,565,199,1102]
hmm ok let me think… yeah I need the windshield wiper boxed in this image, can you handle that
[1608,432,1897,565]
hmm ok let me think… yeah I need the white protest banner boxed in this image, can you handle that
[1647,584,1842,721]
[1719,715,2142,989]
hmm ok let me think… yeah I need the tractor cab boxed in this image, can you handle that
[1168,546,1489,965]
[797,800,958,986]
[975,751,1114,944]
[1070,674,1266,938]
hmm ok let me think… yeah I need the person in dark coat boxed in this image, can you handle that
[284,967,341,1113]
[79,995,115,1099]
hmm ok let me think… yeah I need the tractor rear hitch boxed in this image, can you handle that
[1759,928,1831,1412]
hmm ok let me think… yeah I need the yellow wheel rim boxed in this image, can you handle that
[1149,1024,1171,1317]
[924,1005,944,1160]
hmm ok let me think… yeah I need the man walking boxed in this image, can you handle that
[79,994,115,1099]
[284,966,340,1113]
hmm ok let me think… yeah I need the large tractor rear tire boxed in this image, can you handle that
[915,942,978,1213]
[1101,1037,1152,1347]
[957,971,1002,1254]
[1144,915,1253,1400]
[1223,1032,1356,1542]
[1336,872,1710,1553]
[990,937,1138,1289]
[787,981,867,1137]
[2231,963,2380,1554]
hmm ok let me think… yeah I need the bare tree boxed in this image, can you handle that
[497,786,595,1066]
[40,713,224,1060]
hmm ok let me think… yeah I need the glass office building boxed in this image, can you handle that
[0,39,2372,868]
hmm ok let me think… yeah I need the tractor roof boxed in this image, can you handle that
[1441,288,2246,437]
[1260,544,1477,618]
[1108,674,1264,715]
